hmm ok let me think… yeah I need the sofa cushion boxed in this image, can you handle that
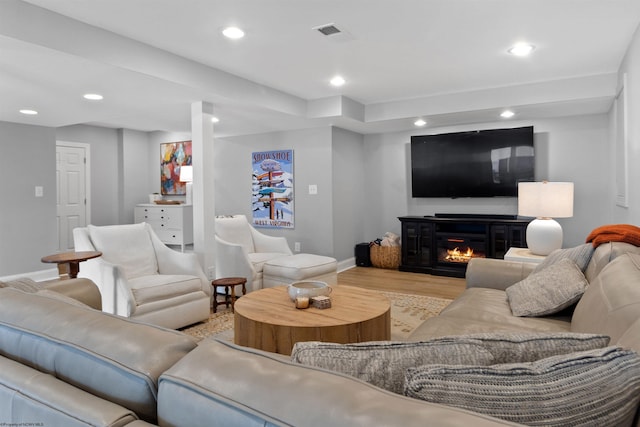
[159,340,511,427]
[263,253,337,281]
[431,332,609,363]
[572,253,640,344]
[409,286,572,341]
[584,241,640,282]
[247,252,288,272]
[0,355,138,425]
[88,223,158,279]
[0,288,197,423]
[404,346,640,427]
[291,339,494,394]
[506,258,588,317]
[129,274,204,305]
[35,289,92,308]
[0,277,42,292]
[532,243,594,274]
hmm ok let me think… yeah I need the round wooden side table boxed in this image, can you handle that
[41,251,102,279]
[211,277,247,313]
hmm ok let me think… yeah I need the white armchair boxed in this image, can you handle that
[73,223,210,329]
[215,215,292,292]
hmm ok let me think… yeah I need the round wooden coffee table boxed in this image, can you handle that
[234,285,390,355]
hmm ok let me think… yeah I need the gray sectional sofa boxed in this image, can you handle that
[2,241,640,426]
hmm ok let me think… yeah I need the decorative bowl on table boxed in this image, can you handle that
[287,281,332,301]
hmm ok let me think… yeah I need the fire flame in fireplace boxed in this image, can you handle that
[445,247,474,263]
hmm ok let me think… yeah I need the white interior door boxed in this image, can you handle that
[56,142,90,251]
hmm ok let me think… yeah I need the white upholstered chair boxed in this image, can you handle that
[215,215,293,292]
[73,223,210,329]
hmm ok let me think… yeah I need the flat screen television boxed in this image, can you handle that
[411,126,534,198]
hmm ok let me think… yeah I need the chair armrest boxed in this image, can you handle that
[146,224,210,295]
[72,227,95,251]
[92,259,136,317]
[215,236,256,280]
[159,250,210,295]
[465,258,537,291]
[43,278,102,310]
[250,228,293,255]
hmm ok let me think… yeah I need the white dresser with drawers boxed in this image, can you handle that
[134,203,193,251]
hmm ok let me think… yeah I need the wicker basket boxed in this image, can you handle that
[370,245,401,269]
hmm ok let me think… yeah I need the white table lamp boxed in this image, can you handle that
[518,181,574,255]
[179,165,193,205]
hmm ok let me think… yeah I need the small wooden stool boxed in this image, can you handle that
[212,277,247,313]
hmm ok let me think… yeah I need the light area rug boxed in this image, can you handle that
[181,290,452,342]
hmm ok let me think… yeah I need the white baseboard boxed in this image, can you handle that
[337,257,356,273]
[0,268,59,282]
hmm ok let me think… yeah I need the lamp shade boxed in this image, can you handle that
[518,181,573,219]
[179,165,193,183]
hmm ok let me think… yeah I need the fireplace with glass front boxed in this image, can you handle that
[435,223,487,276]
[399,215,531,277]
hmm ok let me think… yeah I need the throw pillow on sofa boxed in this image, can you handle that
[506,258,588,317]
[291,339,494,394]
[404,346,640,427]
[431,332,610,363]
[532,243,595,274]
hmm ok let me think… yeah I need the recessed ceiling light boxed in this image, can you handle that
[330,75,346,87]
[500,110,515,119]
[222,26,245,39]
[83,93,103,100]
[211,116,220,123]
[508,43,535,57]
[19,109,38,115]
[414,119,427,127]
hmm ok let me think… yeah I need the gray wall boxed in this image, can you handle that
[0,122,57,276]
[5,19,640,278]
[0,113,620,277]
[615,22,640,225]
[215,127,336,256]
[332,127,366,260]
[363,114,612,249]
[56,124,121,226]
[119,129,153,224]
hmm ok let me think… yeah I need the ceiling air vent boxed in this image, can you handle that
[314,23,342,37]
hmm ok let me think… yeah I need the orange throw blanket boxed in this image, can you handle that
[586,224,640,248]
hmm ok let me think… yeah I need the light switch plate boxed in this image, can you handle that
[35,186,44,197]
[308,184,318,195]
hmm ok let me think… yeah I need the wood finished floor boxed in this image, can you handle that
[338,266,465,300]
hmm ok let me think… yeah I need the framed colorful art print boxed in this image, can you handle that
[160,141,192,195]
[251,150,294,228]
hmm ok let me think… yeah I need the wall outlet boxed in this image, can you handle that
[35,186,44,197]
[308,184,318,195]
[294,242,301,252]
[207,266,216,280]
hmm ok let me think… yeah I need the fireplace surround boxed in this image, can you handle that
[399,215,531,277]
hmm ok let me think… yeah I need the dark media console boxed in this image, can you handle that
[399,215,531,278]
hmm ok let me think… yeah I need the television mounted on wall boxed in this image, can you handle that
[410,126,535,198]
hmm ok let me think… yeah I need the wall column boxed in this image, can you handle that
[191,101,215,277]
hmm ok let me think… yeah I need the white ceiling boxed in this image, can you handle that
[1,0,639,137]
